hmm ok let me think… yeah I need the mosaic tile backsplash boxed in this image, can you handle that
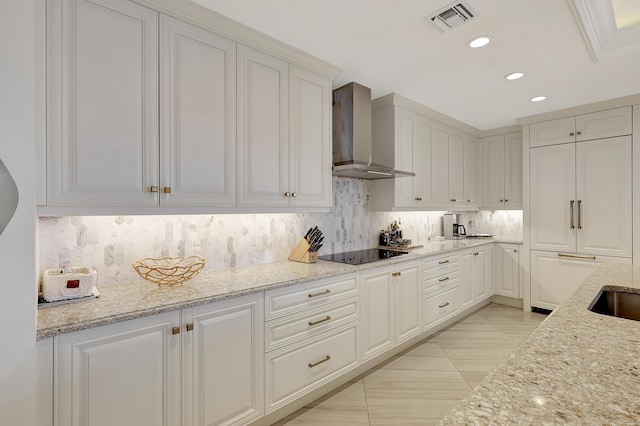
[38,178,522,286]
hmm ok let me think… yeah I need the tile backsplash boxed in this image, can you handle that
[38,178,522,286]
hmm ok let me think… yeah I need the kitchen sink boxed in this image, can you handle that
[588,287,640,321]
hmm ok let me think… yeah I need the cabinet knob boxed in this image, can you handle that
[576,131,582,135]
[499,199,504,202]
[291,192,298,198]
[284,192,291,197]
[467,200,471,203]
[415,197,422,201]
[149,186,159,193]
[171,326,180,335]
[570,132,574,136]
[473,252,479,256]
[163,187,172,194]
[185,323,194,332]
[450,199,456,202]
[504,199,509,202]
[513,249,517,253]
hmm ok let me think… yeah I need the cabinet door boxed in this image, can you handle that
[495,244,519,298]
[529,144,576,252]
[54,312,181,426]
[459,252,474,308]
[529,117,575,148]
[482,135,505,209]
[394,111,416,207]
[237,45,289,207]
[360,269,393,361]
[160,15,236,207]
[395,262,422,344]
[449,133,465,206]
[504,132,523,209]
[472,250,486,301]
[182,293,264,426]
[463,137,479,207]
[575,107,632,142]
[431,128,450,206]
[413,117,433,207]
[484,246,494,296]
[47,0,159,206]
[576,136,632,257]
[289,66,332,207]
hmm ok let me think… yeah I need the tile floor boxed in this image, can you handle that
[274,303,547,426]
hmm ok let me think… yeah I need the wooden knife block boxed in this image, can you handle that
[288,238,318,263]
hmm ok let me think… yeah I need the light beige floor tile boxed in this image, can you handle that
[365,379,472,402]
[307,381,367,408]
[403,342,447,357]
[364,368,467,383]
[433,329,515,342]
[448,355,505,372]
[368,401,461,425]
[274,405,370,425]
[460,370,489,388]
[441,344,517,358]
[506,332,532,343]
[381,355,457,371]
[446,321,501,332]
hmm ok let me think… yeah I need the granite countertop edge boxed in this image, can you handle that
[36,237,520,340]
[438,262,640,425]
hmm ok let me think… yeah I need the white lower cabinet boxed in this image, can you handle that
[459,245,494,309]
[494,244,520,298]
[263,274,360,412]
[360,261,422,362]
[530,250,631,310]
[54,294,263,426]
[423,285,460,329]
[182,295,264,426]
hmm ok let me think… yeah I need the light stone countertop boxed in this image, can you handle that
[439,262,640,425]
[36,238,508,340]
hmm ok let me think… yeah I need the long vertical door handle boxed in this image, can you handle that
[577,200,582,229]
[569,200,574,229]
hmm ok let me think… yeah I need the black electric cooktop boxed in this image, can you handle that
[318,248,409,265]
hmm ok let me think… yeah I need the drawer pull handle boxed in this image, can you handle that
[438,259,449,265]
[438,276,450,282]
[473,252,479,256]
[308,289,331,298]
[438,302,450,308]
[308,355,331,368]
[308,316,332,326]
[392,272,402,277]
[558,253,596,260]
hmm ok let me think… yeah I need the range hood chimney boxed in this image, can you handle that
[332,82,414,179]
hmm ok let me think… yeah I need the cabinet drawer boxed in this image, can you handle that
[265,298,358,352]
[424,272,459,293]
[424,253,459,279]
[265,274,358,320]
[265,325,358,412]
[424,286,460,329]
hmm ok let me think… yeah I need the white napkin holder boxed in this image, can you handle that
[42,266,97,302]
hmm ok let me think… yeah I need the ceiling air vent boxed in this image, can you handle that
[427,1,476,32]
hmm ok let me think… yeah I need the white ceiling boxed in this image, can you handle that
[191,0,640,130]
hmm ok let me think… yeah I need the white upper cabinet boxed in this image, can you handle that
[463,137,479,208]
[482,132,522,209]
[160,15,236,207]
[448,133,465,207]
[289,66,332,208]
[370,105,432,210]
[431,127,450,207]
[237,45,290,208]
[45,1,337,212]
[237,46,332,209]
[530,107,631,148]
[47,0,159,206]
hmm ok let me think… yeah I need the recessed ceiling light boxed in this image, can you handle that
[505,72,524,80]
[468,36,491,48]
[531,96,547,102]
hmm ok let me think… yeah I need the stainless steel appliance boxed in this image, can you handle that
[443,213,466,239]
[319,248,409,265]
[332,82,415,179]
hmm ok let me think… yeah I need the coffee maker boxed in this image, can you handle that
[443,213,466,239]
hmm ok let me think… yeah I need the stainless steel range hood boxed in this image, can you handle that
[332,82,414,180]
